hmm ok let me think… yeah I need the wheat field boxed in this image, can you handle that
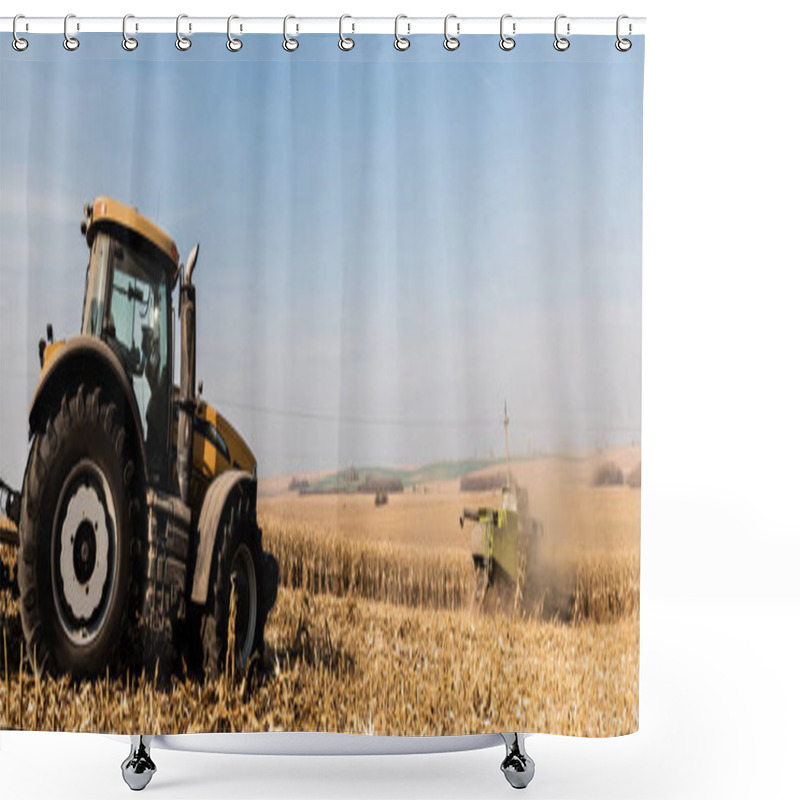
[0,454,640,737]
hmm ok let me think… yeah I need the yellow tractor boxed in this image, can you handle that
[0,197,277,677]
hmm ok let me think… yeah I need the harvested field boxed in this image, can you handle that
[0,585,638,737]
[0,451,640,737]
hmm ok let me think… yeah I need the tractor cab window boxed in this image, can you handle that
[82,231,171,482]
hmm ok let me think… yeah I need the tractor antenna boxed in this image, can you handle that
[503,400,511,489]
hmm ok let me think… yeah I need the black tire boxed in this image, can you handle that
[200,489,274,679]
[474,560,490,605]
[18,382,140,676]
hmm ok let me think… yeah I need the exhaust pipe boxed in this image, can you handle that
[177,244,199,506]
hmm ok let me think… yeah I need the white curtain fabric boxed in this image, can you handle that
[0,32,643,737]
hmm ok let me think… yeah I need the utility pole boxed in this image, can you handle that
[504,400,511,488]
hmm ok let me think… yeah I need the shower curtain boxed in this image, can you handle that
[0,27,643,738]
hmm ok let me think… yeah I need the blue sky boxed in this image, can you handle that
[0,34,644,478]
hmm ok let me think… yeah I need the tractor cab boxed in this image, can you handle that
[80,197,179,487]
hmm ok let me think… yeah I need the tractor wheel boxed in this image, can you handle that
[200,489,274,679]
[18,383,139,676]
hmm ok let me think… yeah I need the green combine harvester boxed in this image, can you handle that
[460,405,542,605]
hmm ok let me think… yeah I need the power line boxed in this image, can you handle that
[214,396,641,432]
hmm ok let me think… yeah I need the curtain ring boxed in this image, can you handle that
[443,14,460,51]
[339,14,355,51]
[283,15,299,51]
[394,15,410,51]
[227,15,243,51]
[499,14,515,51]
[122,14,138,51]
[615,15,632,51]
[553,14,570,51]
[63,13,79,51]
[12,15,28,52]
[176,14,191,51]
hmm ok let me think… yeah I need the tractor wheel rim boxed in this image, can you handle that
[51,459,118,647]
[231,543,257,668]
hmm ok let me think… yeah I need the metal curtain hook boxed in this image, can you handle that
[63,13,79,51]
[339,14,354,51]
[499,14,515,51]
[616,14,632,51]
[444,14,460,51]
[283,15,299,51]
[394,14,410,51]
[122,14,138,51]
[553,14,570,51]
[12,14,28,51]
[227,15,242,51]
[176,14,191,51]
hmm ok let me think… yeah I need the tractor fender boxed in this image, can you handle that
[28,335,148,485]
[191,469,255,606]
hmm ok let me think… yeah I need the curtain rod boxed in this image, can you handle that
[0,16,645,36]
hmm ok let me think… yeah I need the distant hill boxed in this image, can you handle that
[294,458,505,495]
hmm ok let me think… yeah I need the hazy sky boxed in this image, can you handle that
[0,34,643,478]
